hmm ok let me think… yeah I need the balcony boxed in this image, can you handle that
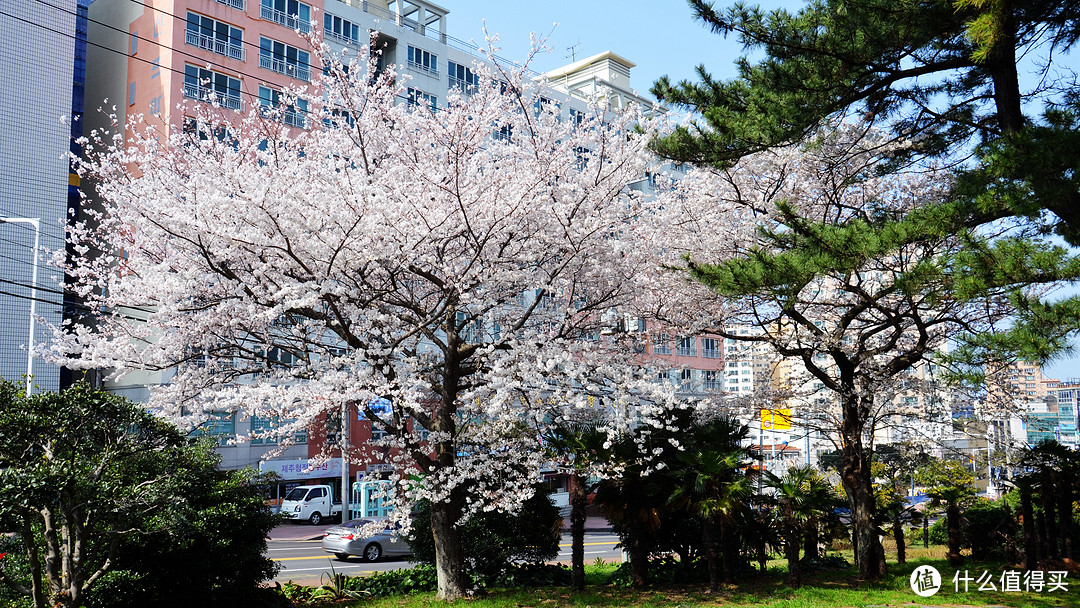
[183,83,243,111]
[283,110,307,129]
[325,29,359,47]
[702,348,720,359]
[259,55,310,82]
[185,30,245,61]
[407,58,438,77]
[448,76,475,94]
[216,0,245,9]
[676,346,696,357]
[260,5,311,33]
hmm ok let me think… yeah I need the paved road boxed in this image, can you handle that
[269,531,623,586]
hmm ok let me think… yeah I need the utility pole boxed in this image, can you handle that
[340,400,350,521]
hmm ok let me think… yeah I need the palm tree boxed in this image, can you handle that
[543,420,610,590]
[917,458,976,567]
[763,465,841,588]
[667,416,756,591]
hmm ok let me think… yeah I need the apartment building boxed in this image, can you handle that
[0,0,89,394]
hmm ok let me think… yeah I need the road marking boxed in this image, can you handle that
[556,541,618,548]
[273,555,340,562]
[279,566,380,573]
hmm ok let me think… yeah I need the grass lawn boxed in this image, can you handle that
[326,547,1077,608]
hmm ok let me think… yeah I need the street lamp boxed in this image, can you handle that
[0,217,41,396]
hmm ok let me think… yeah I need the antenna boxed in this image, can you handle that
[565,40,580,62]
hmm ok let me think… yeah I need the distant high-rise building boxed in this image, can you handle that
[0,0,89,393]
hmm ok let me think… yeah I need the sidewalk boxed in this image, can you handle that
[268,520,331,541]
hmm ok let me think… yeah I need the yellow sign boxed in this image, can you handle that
[761,408,792,431]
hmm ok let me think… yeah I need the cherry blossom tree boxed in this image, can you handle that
[57,41,670,600]
[653,123,1013,577]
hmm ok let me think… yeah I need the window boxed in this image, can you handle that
[676,337,696,357]
[407,45,437,75]
[260,37,311,81]
[447,61,478,92]
[260,0,310,33]
[259,86,308,128]
[183,117,236,143]
[534,96,559,117]
[652,332,671,355]
[680,369,694,389]
[701,338,720,359]
[183,65,242,110]
[251,416,306,444]
[128,81,136,106]
[186,12,244,61]
[406,87,437,111]
[324,13,359,45]
[569,107,585,127]
[573,146,591,170]
[216,0,245,10]
[493,123,513,142]
[192,412,234,445]
[703,370,720,391]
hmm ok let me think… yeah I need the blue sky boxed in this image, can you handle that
[442,0,777,100]
[442,0,1080,380]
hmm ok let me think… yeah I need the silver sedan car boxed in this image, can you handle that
[321,517,411,561]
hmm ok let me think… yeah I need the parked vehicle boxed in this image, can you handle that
[280,484,342,525]
[321,517,411,561]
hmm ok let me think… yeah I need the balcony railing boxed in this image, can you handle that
[183,83,243,111]
[185,30,245,61]
[260,5,311,33]
[216,0,245,10]
[448,76,476,94]
[283,110,307,129]
[259,55,310,82]
[703,380,722,391]
[676,346,696,357]
[407,58,438,77]
[653,344,671,355]
[702,348,721,359]
[325,29,359,47]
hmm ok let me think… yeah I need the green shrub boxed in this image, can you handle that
[606,557,709,587]
[926,499,1014,558]
[406,485,561,577]
[484,563,572,588]
[348,564,439,596]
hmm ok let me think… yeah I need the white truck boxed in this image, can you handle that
[281,484,343,525]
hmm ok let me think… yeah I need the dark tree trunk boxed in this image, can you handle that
[985,0,1024,135]
[1003,504,1020,566]
[1057,478,1074,561]
[946,502,963,567]
[1042,487,1059,560]
[569,473,588,591]
[431,494,470,600]
[756,516,768,573]
[627,533,650,587]
[719,517,736,583]
[923,516,929,549]
[803,516,819,562]
[1020,486,1036,569]
[839,405,884,579]
[703,516,721,592]
[782,509,801,588]
[893,513,906,565]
